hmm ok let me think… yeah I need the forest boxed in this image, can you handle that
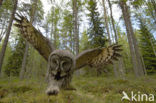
[0,0,156,103]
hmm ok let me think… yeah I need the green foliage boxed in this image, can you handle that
[0,0,12,14]
[0,41,12,76]
[131,0,145,9]
[138,21,156,73]
[117,26,132,73]
[25,48,47,79]
[87,0,106,48]
[4,35,25,76]
[60,9,74,51]
[46,5,61,48]
[0,0,13,37]
[79,30,90,52]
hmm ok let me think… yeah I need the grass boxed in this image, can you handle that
[0,75,156,103]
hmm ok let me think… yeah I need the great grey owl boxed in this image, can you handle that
[14,14,122,95]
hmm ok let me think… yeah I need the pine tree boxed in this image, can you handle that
[87,0,106,48]
[61,9,73,51]
[139,21,156,73]
[4,35,25,76]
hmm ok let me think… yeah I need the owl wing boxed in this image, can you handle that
[75,44,122,70]
[14,14,55,61]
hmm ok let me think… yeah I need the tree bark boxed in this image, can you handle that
[107,0,118,43]
[102,0,111,44]
[20,0,38,79]
[148,30,156,56]
[20,42,29,79]
[0,0,4,8]
[0,0,18,76]
[151,0,156,17]
[119,0,145,77]
[73,0,80,75]
[127,10,145,76]
[73,0,79,55]
[113,64,118,77]
[51,6,57,48]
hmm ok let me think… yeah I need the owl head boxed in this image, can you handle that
[48,50,75,78]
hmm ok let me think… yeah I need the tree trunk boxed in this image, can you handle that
[118,58,125,77]
[119,0,145,77]
[107,0,125,78]
[20,0,38,79]
[54,22,57,48]
[0,0,4,8]
[151,0,156,17]
[127,8,145,76]
[107,0,118,42]
[73,0,79,55]
[73,0,80,75]
[141,55,147,76]
[102,0,111,44]
[113,64,118,77]
[0,0,18,76]
[20,42,29,79]
[51,6,57,48]
[149,33,156,56]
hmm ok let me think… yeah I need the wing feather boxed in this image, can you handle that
[75,44,122,70]
[14,14,55,61]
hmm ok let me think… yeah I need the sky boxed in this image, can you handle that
[41,0,51,14]
[15,0,125,43]
[41,0,122,21]
[39,0,155,38]
[40,0,122,34]
[18,0,122,34]
[19,0,156,39]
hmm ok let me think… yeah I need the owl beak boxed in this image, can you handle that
[56,65,61,72]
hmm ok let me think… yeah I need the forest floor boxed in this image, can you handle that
[0,74,156,103]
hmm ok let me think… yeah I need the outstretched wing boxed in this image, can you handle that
[75,44,122,70]
[14,14,55,61]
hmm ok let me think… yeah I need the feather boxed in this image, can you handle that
[14,14,55,61]
[75,44,122,70]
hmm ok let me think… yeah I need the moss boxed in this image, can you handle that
[9,85,32,93]
[0,75,156,103]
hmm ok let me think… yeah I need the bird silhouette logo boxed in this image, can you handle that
[121,91,130,101]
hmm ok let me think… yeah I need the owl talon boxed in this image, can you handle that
[46,86,60,96]
[47,90,59,96]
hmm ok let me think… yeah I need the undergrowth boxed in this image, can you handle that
[0,75,156,103]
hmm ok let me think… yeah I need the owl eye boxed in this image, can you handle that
[50,54,59,64]
[62,61,71,71]
[52,59,57,64]
[61,57,72,71]
[49,55,59,71]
